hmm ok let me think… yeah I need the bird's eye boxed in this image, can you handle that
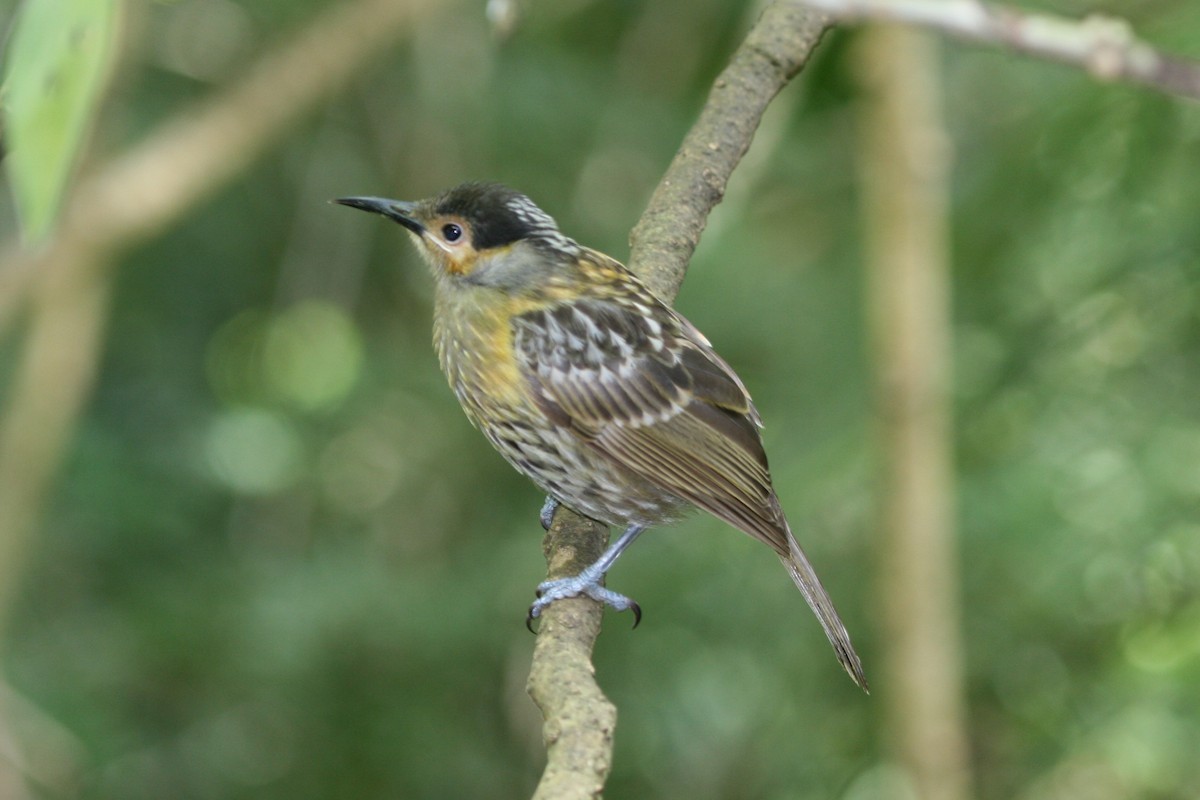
[442,223,463,243]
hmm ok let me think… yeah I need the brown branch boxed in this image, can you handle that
[855,25,971,800]
[526,513,615,800]
[803,0,1200,100]
[629,1,830,302]
[528,3,831,797]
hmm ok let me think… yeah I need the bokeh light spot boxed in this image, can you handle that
[205,408,304,494]
[1122,610,1200,674]
[319,421,405,513]
[264,301,363,412]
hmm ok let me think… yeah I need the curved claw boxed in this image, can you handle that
[525,523,646,631]
[525,576,641,631]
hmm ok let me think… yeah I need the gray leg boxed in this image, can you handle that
[527,524,646,629]
[539,496,560,531]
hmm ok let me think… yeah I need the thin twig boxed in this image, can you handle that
[802,0,1200,100]
[528,3,831,797]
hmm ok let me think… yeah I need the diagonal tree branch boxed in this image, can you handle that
[527,3,831,798]
[802,0,1200,100]
[628,2,830,301]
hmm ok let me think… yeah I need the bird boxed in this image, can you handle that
[336,182,867,690]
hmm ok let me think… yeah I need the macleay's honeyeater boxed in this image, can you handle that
[337,182,867,690]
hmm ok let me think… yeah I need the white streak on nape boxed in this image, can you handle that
[505,195,555,229]
[504,195,581,254]
[541,231,580,254]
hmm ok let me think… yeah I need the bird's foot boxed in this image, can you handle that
[539,496,560,531]
[526,523,646,631]
[526,568,641,631]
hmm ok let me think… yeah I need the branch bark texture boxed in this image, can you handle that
[628,1,829,302]
[527,515,616,800]
[529,3,831,797]
[803,0,1200,100]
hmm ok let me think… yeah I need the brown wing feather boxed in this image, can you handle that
[513,290,868,691]
[513,293,786,553]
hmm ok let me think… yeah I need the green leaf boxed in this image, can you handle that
[2,0,121,243]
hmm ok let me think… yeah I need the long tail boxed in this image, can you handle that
[780,526,869,692]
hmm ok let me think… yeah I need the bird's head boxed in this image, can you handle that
[336,182,579,289]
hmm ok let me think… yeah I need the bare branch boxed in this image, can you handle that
[803,0,1200,100]
[629,1,830,302]
[527,512,616,800]
[528,3,832,797]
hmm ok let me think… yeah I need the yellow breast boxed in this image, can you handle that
[433,286,536,417]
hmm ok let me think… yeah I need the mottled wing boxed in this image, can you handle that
[511,289,788,554]
[512,273,868,691]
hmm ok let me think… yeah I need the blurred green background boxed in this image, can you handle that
[2,0,1200,798]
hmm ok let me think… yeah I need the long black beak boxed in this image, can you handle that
[335,196,424,235]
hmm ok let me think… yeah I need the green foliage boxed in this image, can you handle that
[2,1,1200,798]
[2,0,121,242]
